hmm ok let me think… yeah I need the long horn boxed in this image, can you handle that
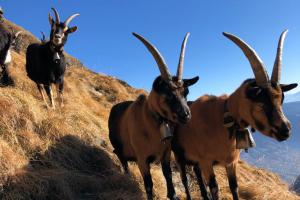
[271,30,288,84]
[64,13,80,27]
[223,32,270,88]
[51,8,60,24]
[176,32,190,81]
[132,32,172,81]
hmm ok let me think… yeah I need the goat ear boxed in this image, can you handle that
[67,26,78,34]
[183,76,199,87]
[280,83,298,92]
[246,86,262,99]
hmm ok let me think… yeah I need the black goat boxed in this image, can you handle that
[26,8,79,108]
[0,7,22,85]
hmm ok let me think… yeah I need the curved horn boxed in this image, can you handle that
[51,8,60,24]
[132,32,171,81]
[176,32,190,81]
[271,30,288,84]
[223,32,270,88]
[64,13,80,27]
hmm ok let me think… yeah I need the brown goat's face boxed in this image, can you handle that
[152,76,199,124]
[49,21,77,47]
[242,79,297,141]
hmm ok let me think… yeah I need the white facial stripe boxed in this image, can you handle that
[278,107,288,123]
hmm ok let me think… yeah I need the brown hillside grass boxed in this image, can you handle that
[0,19,299,200]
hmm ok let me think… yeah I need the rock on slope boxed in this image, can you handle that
[0,19,298,200]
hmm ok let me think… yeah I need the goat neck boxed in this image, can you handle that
[146,90,173,127]
[225,88,244,127]
[48,42,64,63]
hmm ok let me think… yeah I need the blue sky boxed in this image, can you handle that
[2,0,300,100]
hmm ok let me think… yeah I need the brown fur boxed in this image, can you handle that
[173,79,296,200]
[113,92,172,163]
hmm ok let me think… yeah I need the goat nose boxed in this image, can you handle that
[54,34,61,39]
[183,110,191,120]
[278,123,291,139]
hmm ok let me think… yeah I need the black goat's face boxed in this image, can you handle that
[48,8,79,47]
[152,76,199,124]
[49,22,77,46]
[243,80,298,141]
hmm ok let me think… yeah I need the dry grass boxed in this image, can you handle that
[0,19,298,200]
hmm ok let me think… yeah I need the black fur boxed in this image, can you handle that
[144,173,154,199]
[193,165,210,200]
[0,21,18,86]
[152,76,197,123]
[0,24,11,66]
[26,42,66,85]
[146,155,156,165]
[208,175,219,200]
[26,13,78,100]
[228,176,239,200]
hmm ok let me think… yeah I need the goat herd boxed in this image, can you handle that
[0,6,298,200]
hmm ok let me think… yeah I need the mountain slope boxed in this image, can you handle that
[0,19,299,200]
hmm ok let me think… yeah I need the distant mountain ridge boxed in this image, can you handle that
[285,92,300,103]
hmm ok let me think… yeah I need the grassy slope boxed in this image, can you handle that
[0,19,299,200]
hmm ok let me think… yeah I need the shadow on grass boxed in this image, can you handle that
[1,135,143,200]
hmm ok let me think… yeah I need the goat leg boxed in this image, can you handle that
[226,163,239,200]
[175,157,191,200]
[37,84,49,108]
[161,149,179,200]
[137,160,153,200]
[56,82,64,107]
[193,165,211,200]
[201,164,219,200]
[44,84,55,109]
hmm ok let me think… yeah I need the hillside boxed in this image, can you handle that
[0,19,299,200]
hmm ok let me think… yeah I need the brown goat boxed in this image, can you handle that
[109,33,199,200]
[171,30,298,200]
